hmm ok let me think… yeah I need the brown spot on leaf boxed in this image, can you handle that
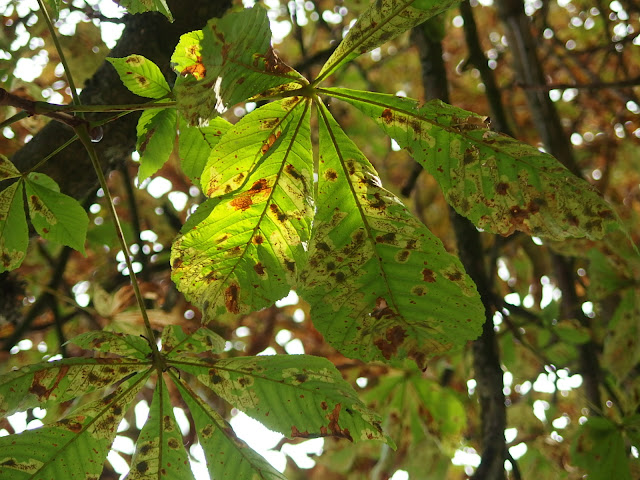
[270,204,287,222]
[496,182,509,195]
[324,169,338,181]
[374,325,407,360]
[422,268,436,283]
[168,438,180,449]
[446,271,463,282]
[181,61,206,80]
[326,403,353,441]
[396,250,410,262]
[375,232,396,244]
[136,461,149,474]
[291,425,311,438]
[253,262,265,275]
[369,192,386,210]
[371,297,396,320]
[253,234,264,245]
[285,259,295,273]
[321,401,328,410]
[224,284,240,313]
[381,108,393,124]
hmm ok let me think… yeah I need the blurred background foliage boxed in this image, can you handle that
[0,0,639,478]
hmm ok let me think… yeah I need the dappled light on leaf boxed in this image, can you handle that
[171,98,313,317]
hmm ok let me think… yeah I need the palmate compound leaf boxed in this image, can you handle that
[0,357,148,418]
[315,0,460,84]
[171,97,313,317]
[172,355,392,445]
[298,103,484,369]
[25,172,89,254]
[136,107,178,183]
[173,6,307,126]
[0,180,28,272]
[0,371,148,480]
[324,88,619,240]
[107,55,171,99]
[171,372,287,480]
[126,376,195,480]
[178,115,232,187]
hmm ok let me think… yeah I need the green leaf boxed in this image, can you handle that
[171,98,313,316]
[107,55,171,99]
[0,181,28,272]
[178,115,232,187]
[315,0,459,84]
[173,6,306,125]
[0,357,147,418]
[0,154,20,180]
[324,88,618,240]
[571,417,632,480]
[602,289,640,382]
[173,375,287,480]
[43,0,61,20]
[553,319,591,345]
[67,331,152,360]
[161,325,225,358]
[0,372,148,480]
[136,107,178,183]
[25,173,89,254]
[127,376,195,480]
[173,355,392,445]
[298,103,483,369]
[117,0,173,21]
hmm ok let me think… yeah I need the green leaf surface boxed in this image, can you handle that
[67,331,152,360]
[602,289,640,382]
[127,376,195,480]
[173,375,287,480]
[0,372,148,480]
[570,417,632,480]
[173,355,392,445]
[178,115,232,186]
[315,0,459,84]
[0,357,147,418]
[173,6,306,125]
[171,98,313,316]
[117,0,173,21]
[136,107,178,183]
[324,88,618,240]
[25,173,89,254]
[161,325,225,358]
[0,181,28,272]
[298,104,483,368]
[0,154,20,180]
[107,55,171,99]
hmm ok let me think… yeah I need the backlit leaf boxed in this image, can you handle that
[67,331,152,360]
[161,325,225,358]
[117,0,173,21]
[25,173,89,254]
[571,417,632,480]
[127,376,195,480]
[173,355,392,445]
[0,181,28,272]
[315,0,459,84]
[298,103,483,369]
[324,88,618,240]
[173,375,287,480]
[0,372,148,480]
[173,6,306,125]
[0,154,20,180]
[0,357,147,418]
[171,98,313,317]
[136,107,178,183]
[178,115,232,186]
[107,55,171,99]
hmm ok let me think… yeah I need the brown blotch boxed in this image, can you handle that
[253,262,265,275]
[291,425,311,438]
[250,178,270,193]
[446,271,463,282]
[422,268,436,283]
[270,204,287,222]
[369,192,386,209]
[321,401,328,410]
[253,234,264,244]
[230,195,253,211]
[376,232,396,244]
[326,403,353,441]
[381,108,393,124]
[181,62,206,80]
[374,325,406,360]
[285,163,303,180]
[324,169,338,181]
[295,373,308,383]
[371,297,395,320]
[168,438,180,449]
[224,284,240,313]
[285,259,295,273]
[396,250,410,262]
[496,182,509,195]
[136,461,149,474]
